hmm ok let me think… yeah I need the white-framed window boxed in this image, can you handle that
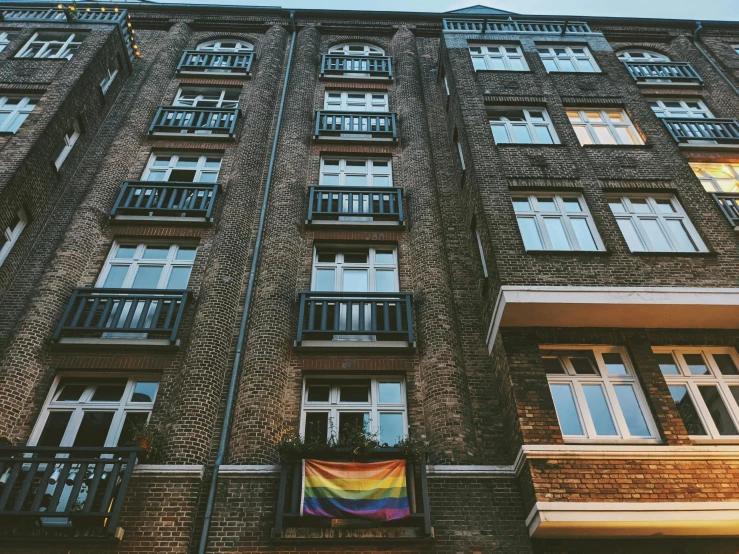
[16,31,87,60]
[100,59,120,95]
[328,43,384,56]
[542,346,658,442]
[732,45,739,56]
[512,193,604,251]
[324,91,388,112]
[567,109,643,146]
[0,96,38,134]
[469,44,528,71]
[312,247,398,293]
[301,377,407,446]
[690,162,739,193]
[649,99,713,119]
[0,32,12,53]
[141,153,222,183]
[54,119,81,170]
[196,39,253,52]
[173,86,240,109]
[616,50,670,62]
[656,347,739,440]
[537,46,599,73]
[0,208,28,267]
[471,217,488,278]
[29,375,159,448]
[97,242,196,291]
[489,108,559,145]
[319,157,392,187]
[608,194,708,253]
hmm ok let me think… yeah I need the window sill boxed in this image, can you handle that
[688,437,739,445]
[494,142,566,147]
[636,81,702,88]
[561,438,663,446]
[581,143,651,149]
[294,340,414,353]
[177,70,250,79]
[524,249,611,256]
[110,215,213,226]
[53,337,180,350]
[474,69,531,74]
[547,70,606,75]
[320,74,393,82]
[306,219,405,229]
[630,250,717,258]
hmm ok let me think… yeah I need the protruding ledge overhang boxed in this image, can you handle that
[526,501,739,538]
[487,286,739,351]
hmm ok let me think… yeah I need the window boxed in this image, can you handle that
[100,59,120,95]
[17,32,87,60]
[469,44,528,71]
[97,242,196,291]
[733,46,739,56]
[543,346,657,441]
[30,376,158,448]
[608,194,707,253]
[690,162,739,193]
[173,87,240,108]
[54,119,81,170]
[312,247,398,293]
[657,347,739,439]
[324,91,388,112]
[567,109,643,146]
[319,157,392,187]
[616,50,670,62]
[0,96,38,134]
[454,129,466,171]
[443,74,451,98]
[196,39,253,52]
[489,108,558,145]
[537,46,599,73]
[512,193,603,251]
[649,99,713,119]
[328,43,384,56]
[301,377,406,446]
[0,32,12,53]
[0,209,28,267]
[142,153,222,183]
[471,217,488,278]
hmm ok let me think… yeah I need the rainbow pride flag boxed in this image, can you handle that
[301,459,411,521]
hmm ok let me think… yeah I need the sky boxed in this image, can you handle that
[147,0,739,21]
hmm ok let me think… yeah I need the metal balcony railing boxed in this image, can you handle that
[177,50,254,75]
[662,118,739,144]
[111,181,219,221]
[712,193,739,227]
[307,186,404,224]
[0,446,139,538]
[53,288,191,344]
[314,111,397,140]
[297,292,413,345]
[623,61,702,84]
[274,448,431,537]
[320,54,393,78]
[442,17,591,34]
[149,106,239,137]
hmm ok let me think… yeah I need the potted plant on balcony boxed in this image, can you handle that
[123,420,170,464]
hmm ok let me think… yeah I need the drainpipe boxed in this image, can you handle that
[692,21,739,95]
[196,10,297,554]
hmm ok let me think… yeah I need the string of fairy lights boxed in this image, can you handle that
[56,2,140,58]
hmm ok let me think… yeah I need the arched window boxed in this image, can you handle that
[616,49,670,62]
[197,39,253,52]
[328,43,384,56]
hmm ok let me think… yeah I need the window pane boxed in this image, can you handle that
[317,252,335,263]
[117,412,148,447]
[340,382,370,402]
[512,125,533,144]
[583,385,618,435]
[37,412,72,447]
[338,412,370,439]
[684,354,709,375]
[131,266,164,289]
[603,353,627,375]
[614,127,637,145]
[375,270,395,292]
[550,384,584,436]
[175,247,197,261]
[537,198,557,212]
[730,386,739,407]
[306,384,330,402]
[375,251,394,264]
[142,247,169,260]
[472,57,487,70]
[517,217,543,249]
[616,219,646,251]
[132,381,158,403]
[512,198,531,212]
[167,266,192,289]
[91,382,126,402]
[534,126,554,144]
[614,385,651,436]
[657,354,680,375]
[491,125,510,144]
[593,126,616,145]
[641,219,671,251]
[379,413,403,445]
[698,386,738,435]
[102,265,129,288]
[56,382,87,402]
[314,268,335,291]
[562,198,582,213]
[344,253,368,264]
[570,218,597,251]
[669,385,707,435]
[342,269,368,292]
[73,412,115,447]
[379,382,402,404]
[573,126,592,145]
[714,354,739,376]
[544,218,571,250]
[543,357,566,374]
[305,412,329,443]
[570,354,598,375]
[665,219,698,252]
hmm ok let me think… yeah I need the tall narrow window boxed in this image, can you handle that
[657,347,739,439]
[690,162,739,193]
[0,209,28,267]
[54,119,81,170]
[469,44,528,71]
[567,109,643,146]
[543,346,658,441]
[649,99,713,119]
[537,46,599,73]
[0,96,38,134]
[489,108,558,144]
[100,59,120,95]
[454,129,466,171]
[312,248,398,294]
[142,153,222,183]
[16,32,87,60]
[324,91,388,112]
[471,217,488,278]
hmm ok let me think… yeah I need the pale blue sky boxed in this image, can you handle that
[149,0,738,21]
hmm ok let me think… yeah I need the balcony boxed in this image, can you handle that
[662,118,739,147]
[306,186,404,227]
[712,193,739,229]
[442,18,591,34]
[320,54,393,79]
[622,61,702,85]
[273,448,431,541]
[0,446,139,542]
[111,181,219,224]
[53,288,191,347]
[148,106,239,139]
[314,111,397,142]
[296,292,414,349]
[176,50,254,76]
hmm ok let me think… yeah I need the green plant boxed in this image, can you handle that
[393,435,429,463]
[122,419,169,464]
[0,436,12,447]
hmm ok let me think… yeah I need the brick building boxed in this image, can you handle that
[0,1,738,552]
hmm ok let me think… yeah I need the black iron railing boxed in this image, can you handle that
[320,54,392,78]
[297,292,413,345]
[53,288,191,344]
[307,186,403,223]
[662,118,739,144]
[274,449,431,536]
[0,446,140,537]
[148,106,239,137]
[314,111,397,139]
[442,18,591,34]
[111,181,219,221]
[712,193,739,227]
[176,50,254,75]
[622,61,702,83]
